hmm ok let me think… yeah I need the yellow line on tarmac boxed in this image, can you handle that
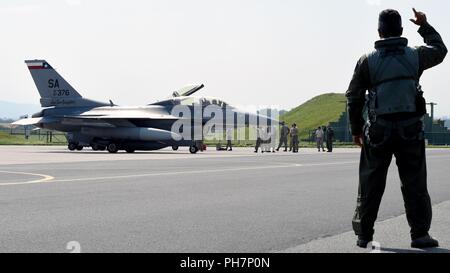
[0,171,55,186]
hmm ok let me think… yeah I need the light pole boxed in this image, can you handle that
[426,102,437,144]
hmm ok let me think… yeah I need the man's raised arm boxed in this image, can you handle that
[411,8,448,72]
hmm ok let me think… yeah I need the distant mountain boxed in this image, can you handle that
[0,101,41,120]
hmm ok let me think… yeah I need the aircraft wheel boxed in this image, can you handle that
[172,145,179,151]
[125,149,135,153]
[189,145,198,154]
[99,146,107,151]
[68,143,77,151]
[91,143,99,151]
[107,143,119,153]
[76,146,83,151]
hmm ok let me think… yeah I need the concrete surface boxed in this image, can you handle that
[0,146,449,253]
[282,200,450,253]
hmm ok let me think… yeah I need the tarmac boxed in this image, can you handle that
[0,145,449,253]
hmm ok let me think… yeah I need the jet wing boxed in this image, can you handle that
[61,112,182,128]
[64,113,180,120]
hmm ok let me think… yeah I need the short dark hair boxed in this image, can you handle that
[378,9,402,38]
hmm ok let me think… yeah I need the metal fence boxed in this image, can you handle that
[425,132,450,146]
[303,127,450,146]
[0,126,67,144]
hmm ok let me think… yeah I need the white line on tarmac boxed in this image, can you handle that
[53,161,359,183]
[0,171,55,186]
[0,153,446,186]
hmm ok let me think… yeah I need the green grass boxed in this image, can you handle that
[280,93,346,137]
[0,131,66,145]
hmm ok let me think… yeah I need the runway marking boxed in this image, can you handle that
[0,171,55,186]
[53,161,359,183]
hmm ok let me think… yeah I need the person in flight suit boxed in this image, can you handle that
[346,8,447,249]
[276,121,290,152]
[289,124,295,152]
[291,123,299,153]
[315,126,325,152]
[254,126,263,153]
[226,128,233,151]
[326,126,335,153]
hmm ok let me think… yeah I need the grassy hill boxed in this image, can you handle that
[280,93,346,136]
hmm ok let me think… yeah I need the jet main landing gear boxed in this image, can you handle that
[68,142,83,151]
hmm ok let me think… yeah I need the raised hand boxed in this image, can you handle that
[410,8,427,26]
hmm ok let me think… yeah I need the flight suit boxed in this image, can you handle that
[346,23,447,240]
[291,127,299,153]
[277,124,290,151]
[315,128,325,152]
[326,128,334,152]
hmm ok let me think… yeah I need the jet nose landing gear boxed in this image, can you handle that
[189,145,199,154]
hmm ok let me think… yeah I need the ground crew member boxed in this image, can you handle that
[289,124,295,152]
[291,124,299,153]
[254,126,263,153]
[326,126,335,153]
[226,128,233,151]
[346,8,447,249]
[315,126,325,152]
[268,125,277,153]
[277,121,290,152]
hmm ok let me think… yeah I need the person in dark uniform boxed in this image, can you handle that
[326,126,335,153]
[289,124,295,152]
[347,8,447,249]
[276,121,290,152]
[291,123,299,153]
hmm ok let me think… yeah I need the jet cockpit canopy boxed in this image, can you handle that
[172,84,204,98]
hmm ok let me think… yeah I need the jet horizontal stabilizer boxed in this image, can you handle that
[11,117,57,126]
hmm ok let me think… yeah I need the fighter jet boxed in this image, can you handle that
[13,60,276,153]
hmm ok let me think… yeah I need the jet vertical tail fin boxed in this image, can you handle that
[25,60,108,108]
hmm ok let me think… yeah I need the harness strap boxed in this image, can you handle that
[375,116,422,128]
[371,75,417,87]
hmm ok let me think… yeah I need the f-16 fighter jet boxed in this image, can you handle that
[13,60,275,153]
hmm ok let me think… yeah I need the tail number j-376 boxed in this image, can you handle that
[49,79,70,96]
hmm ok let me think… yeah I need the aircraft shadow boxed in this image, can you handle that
[39,151,193,155]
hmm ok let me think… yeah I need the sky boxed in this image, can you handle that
[1,0,449,117]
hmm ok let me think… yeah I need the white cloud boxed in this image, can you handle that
[0,4,40,14]
[66,0,82,7]
[366,0,382,6]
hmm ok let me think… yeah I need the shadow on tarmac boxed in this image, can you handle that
[380,247,450,253]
